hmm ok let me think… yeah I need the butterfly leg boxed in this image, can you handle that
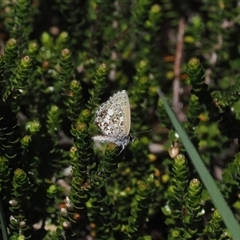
[117,145,125,156]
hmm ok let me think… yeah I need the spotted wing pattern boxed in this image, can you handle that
[94,90,131,139]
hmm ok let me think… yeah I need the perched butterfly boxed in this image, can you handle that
[92,90,135,152]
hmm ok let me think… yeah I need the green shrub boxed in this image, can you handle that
[0,1,240,239]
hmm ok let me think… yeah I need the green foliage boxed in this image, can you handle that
[0,1,240,240]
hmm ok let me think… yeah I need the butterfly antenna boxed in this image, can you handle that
[132,129,152,135]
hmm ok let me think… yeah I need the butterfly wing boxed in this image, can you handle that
[112,90,131,136]
[94,90,131,138]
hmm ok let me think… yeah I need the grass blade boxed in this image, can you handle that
[158,89,240,239]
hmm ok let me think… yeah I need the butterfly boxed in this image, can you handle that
[92,90,135,153]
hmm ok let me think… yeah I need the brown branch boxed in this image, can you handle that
[172,18,185,121]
